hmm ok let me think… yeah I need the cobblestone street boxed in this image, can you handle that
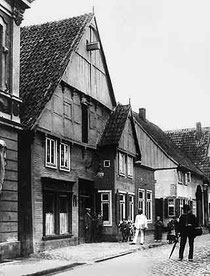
[56,234,210,276]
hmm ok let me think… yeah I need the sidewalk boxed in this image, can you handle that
[0,232,170,276]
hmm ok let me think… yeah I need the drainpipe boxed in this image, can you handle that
[0,140,7,193]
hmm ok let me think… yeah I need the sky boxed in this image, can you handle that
[23,0,210,130]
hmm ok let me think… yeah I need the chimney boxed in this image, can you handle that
[196,122,202,139]
[139,108,146,121]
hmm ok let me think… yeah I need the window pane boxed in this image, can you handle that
[102,194,108,201]
[47,139,50,163]
[44,193,55,235]
[102,203,109,221]
[51,141,54,164]
[59,196,68,234]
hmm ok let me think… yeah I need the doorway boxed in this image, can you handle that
[78,179,95,242]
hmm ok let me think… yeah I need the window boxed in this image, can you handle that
[82,103,88,143]
[104,160,110,167]
[179,199,184,215]
[185,172,191,184]
[128,194,134,222]
[99,190,112,226]
[43,191,71,236]
[119,152,126,176]
[168,198,175,217]
[64,102,72,119]
[46,138,57,168]
[60,143,70,171]
[146,190,152,221]
[177,171,184,184]
[127,156,133,178]
[138,189,145,214]
[192,200,196,215]
[119,194,126,221]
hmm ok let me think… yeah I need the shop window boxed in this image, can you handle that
[43,191,71,236]
[146,190,152,222]
[168,198,175,217]
[98,190,112,226]
[138,189,145,214]
[127,156,133,178]
[119,152,126,176]
[60,143,70,171]
[46,138,57,168]
[119,193,126,221]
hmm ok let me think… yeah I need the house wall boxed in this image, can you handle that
[135,166,155,230]
[62,19,113,110]
[135,124,176,169]
[155,169,177,198]
[0,0,31,260]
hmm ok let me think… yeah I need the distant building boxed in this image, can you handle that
[166,122,210,226]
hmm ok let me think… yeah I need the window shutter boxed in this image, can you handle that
[115,192,120,225]
[96,192,101,214]
[126,193,129,219]
[175,198,180,218]
[164,198,168,218]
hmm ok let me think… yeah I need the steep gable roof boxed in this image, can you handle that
[99,104,141,159]
[99,104,130,147]
[20,13,116,130]
[133,112,203,177]
[166,126,210,179]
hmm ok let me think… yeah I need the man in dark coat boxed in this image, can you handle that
[84,208,93,242]
[177,204,197,261]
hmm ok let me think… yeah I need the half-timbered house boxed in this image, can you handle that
[19,13,116,254]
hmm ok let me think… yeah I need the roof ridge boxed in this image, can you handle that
[22,12,94,29]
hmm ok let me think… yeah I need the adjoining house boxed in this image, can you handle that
[0,0,33,260]
[133,109,205,227]
[19,13,116,255]
[166,122,210,226]
[96,103,143,241]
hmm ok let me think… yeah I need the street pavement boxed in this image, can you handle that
[0,232,209,275]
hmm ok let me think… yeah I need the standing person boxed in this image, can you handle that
[154,216,163,242]
[84,208,93,243]
[131,209,148,245]
[96,211,103,242]
[177,204,197,261]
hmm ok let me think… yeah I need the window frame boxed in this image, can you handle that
[98,190,112,226]
[146,190,152,222]
[138,189,145,214]
[127,155,134,178]
[43,191,72,237]
[118,152,126,176]
[60,142,70,172]
[128,194,134,222]
[119,193,126,221]
[168,198,175,217]
[45,137,57,169]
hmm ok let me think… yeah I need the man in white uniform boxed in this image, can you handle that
[132,208,148,245]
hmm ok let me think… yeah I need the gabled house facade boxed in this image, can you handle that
[0,0,33,259]
[96,103,145,240]
[133,109,205,227]
[166,122,210,226]
[19,13,116,254]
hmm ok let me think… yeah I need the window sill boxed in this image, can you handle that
[42,234,73,241]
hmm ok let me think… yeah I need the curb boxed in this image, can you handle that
[21,241,168,276]
[22,262,85,276]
